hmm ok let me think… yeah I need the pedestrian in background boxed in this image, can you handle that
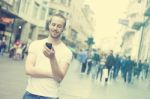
[142,59,149,79]
[113,54,121,80]
[105,50,115,78]
[80,49,87,73]
[0,31,6,55]
[23,14,73,99]
[123,56,133,83]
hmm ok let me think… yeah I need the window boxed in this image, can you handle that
[20,0,30,14]
[3,0,14,6]
[59,10,64,16]
[61,0,66,4]
[32,2,39,19]
[148,0,150,6]
[25,0,30,14]
[67,0,71,6]
[60,0,71,6]
[71,29,77,40]
[50,0,55,2]
[51,0,61,3]
[13,0,21,13]
[40,7,46,20]
[20,0,27,12]
[48,8,54,15]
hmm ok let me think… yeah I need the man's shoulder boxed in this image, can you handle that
[60,42,72,54]
[59,42,73,62]
[30,39,47,45]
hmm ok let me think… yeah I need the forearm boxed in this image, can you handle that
[26,65,53,78]
[50,58,64,82]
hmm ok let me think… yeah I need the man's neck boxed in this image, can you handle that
[48,36,61,45]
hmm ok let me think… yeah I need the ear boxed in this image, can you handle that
[63,27,66,31]
[61,27,66,32]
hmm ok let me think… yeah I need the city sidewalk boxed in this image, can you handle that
[0,54,27,99]
[0,54,93,99]
[0,55,150,99]
[59,59,93,99]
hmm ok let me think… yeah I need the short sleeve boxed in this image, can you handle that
[28,41,38,55]
[61,49,73,65]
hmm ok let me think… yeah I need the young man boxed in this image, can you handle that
[23,14,73,99]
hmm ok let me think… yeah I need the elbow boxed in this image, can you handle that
[55,77,63,83]
[25,70,31,75]
[25,67,34,76]
[56,74,65,83]
[25,70,32,76]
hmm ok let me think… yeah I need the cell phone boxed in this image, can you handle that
[46,42,52,49]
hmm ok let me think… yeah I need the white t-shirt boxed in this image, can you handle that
[26,38,72,98]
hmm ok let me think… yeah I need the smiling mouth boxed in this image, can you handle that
[53,32,58,35]
[51,30,58,33]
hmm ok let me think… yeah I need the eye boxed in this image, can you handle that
[51,23,56,26]
[57,24,63,28]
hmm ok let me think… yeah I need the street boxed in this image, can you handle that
[1,0,150,99]
[0,54,150,99]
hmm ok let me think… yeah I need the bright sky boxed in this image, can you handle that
[85,0,130,52]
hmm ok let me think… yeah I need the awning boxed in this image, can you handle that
[0,9,19,18]
[132,22,143,30]
[0,17,14,24]
[144,6,150,17]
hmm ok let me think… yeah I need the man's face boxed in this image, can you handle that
[49,16,65,39]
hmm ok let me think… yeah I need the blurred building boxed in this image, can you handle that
[46,0,94,49]
[0,0,95,51]
[0,0,23,49]
[120,0,148,60]
[0,0,50,46]
[69,0,94,49]
[19,0,49,41]
[139,0,150,61]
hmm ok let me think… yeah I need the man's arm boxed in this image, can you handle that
[50,57,70,83]
[43,46,72,83]
[25,52,53,78]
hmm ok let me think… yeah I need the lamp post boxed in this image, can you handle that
[137,21,145,60]
[146,42,150,61]
[8,18,15,51]
[85,36,95,50]
[138,0,149,60]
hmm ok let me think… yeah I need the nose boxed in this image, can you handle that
[53,25,58,30]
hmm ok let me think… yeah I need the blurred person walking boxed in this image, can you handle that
[105,50,115,79]
[113,54,121,80]
[143,59,149,79]
[123,56,133,83]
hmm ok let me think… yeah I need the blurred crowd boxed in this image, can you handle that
[1,30,150,85]
[76,49,150,85]
[0,31,30,60]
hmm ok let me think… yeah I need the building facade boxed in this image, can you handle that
[139,0,150,61]
[69,0,94,49]
[120,0,148,60]
[0,0,95,51]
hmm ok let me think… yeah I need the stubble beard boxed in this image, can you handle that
[50,32,61,39]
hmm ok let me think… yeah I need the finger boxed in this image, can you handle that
[43,50,47,55]
[51,49,55,54]
[50,47,55,53]
[45,46,54,54]
[43,50,49,57]
[44,45,51,52]
[43,48,48,54]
